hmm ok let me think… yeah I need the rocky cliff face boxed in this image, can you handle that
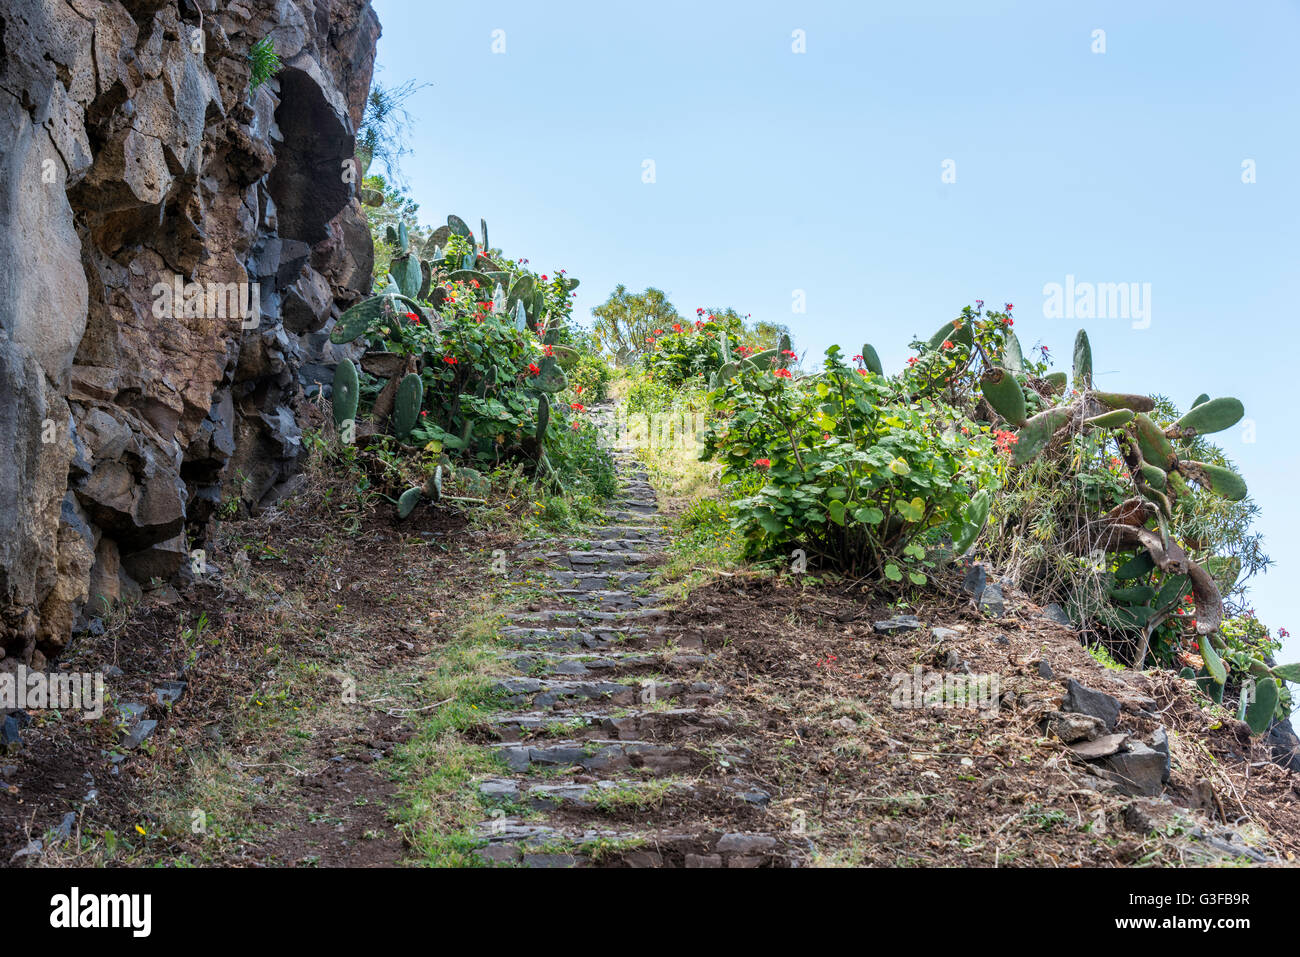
[0,0,379,669]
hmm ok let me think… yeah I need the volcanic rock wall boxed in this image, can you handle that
[0,0,379,668]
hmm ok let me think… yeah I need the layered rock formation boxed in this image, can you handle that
[0,0,379,668]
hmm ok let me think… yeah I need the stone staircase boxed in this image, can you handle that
[468,405,808,867]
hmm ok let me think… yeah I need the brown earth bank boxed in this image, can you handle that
[3,432,1298,868]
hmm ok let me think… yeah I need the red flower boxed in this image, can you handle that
[420,411,428,417]
[781,349,797,358]
[774,368,793,379]
[541,275,548,281]
[672,323,683,333]
[443,355,458,365]
[941,340,954,350]
[575,385,584,394]
[544,344,555,357]
[570,402,585,412]
[907,357,919,366]
[852,354,863,361]
[754,458,771,469]
[527,362,540,375]
[405,311,420,324]
[570,421,581,431]
[470,279,480,289]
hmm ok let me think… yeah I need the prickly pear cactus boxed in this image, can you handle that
[332,358,359,430]
[394,373,423,440]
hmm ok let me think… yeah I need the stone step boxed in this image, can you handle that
[489,738,711,774]
[519,550,657,570]
[490,676,721,709]
[472,823,803,868]
[497,625,648,652]
[503,649,709,678]
[553,589,661,610]
[569,526,665,542]
[478,776,697,811]
[531,538,660,553]
[484,706,728,742]
[503,606,666,625]
[532,570,654,588]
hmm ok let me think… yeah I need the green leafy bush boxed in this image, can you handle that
[701,345,998,582]
[569,352,613,403]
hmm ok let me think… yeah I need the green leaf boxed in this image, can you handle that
[854,506,884,525]
[908,572,927,586]
[888,458,911,475]
[884,564,903,582]
[895,497,925,522]
[827,500,847,526]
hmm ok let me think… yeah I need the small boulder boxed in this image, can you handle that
[1062,678,1121,733]
[1048,711,1106,743]
[1101,741,1166,797]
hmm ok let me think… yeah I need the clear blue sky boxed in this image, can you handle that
[371,0,1300,661]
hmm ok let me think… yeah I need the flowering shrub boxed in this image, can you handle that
[701,345,999,581]
[642,312,746,387]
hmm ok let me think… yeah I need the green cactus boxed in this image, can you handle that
[1093,392,1155,413]
[330,294,431,344]
[531,357,567,392]
[1201,635,1228,686]
[458,466,491,499]
[1084,408,1135,429]
[1173,397,1244,437]
[394,373,423,440]
[952,489,992,556]
[1132,413,1176,470]
[928,319,972,352]
[1044,372,1068,393]
[536,394,550,443]
[1191,393,1210,409]
[424,465,443,502]
[1138,462,1168,490]
[1245,677,1279,734]
[1072,329,1092,389]
[1175,460,1247,501]
[860,344,883,376]
[447,270,495,298]
[980,368,1027,426]
[389,254,422,300]
[1012,407,1071,466]
[332,358,359,430]
[397,486,422,519]
[1002,331,1025,374]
